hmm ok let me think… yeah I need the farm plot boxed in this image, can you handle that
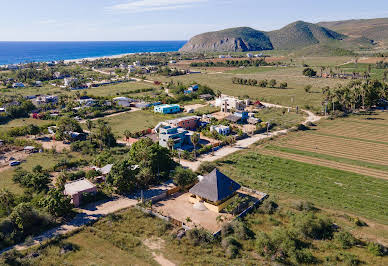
[257,111,388,179]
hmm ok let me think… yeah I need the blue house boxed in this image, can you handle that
[234,111,249,121]
[154,104,180,114]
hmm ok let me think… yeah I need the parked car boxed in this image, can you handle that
[9,161,21,166]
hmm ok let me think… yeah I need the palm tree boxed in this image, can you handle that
[167,138,174,151]
[85,119,93,132]
[190,133,200,159]
[0,189,15,215]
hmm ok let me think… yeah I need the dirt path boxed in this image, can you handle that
[143,238,176,266]
[259,148,388,180]
[0,196,138,254]
[180,103,320,171]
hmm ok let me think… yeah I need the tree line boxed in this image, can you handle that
[190,59,270,68]
[232,77,288,89]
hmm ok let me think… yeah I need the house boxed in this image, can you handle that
[64,77,77,87]
[219,55,226,59]
[189,168,241,213]
[234,111,249,121]
[133,61,141,67]
[166,116,200,130]
[12,82,25,88]
[64,131,87,141]
[253,100,265,108]
[133,102,151,109]
[210,125,230,135]
[199,94,213,101]
[159,126,192,150]
[64,179,97,207]
[224,114,241,123]
[169,60,176,64]
[33,95,58,106]
[215,95,246,112]
[247,117,260,125]
[24,146,37,153]
[246,53,253,58]
[113,97,133,107]
[78,97,96,107]
[154,104,180,114]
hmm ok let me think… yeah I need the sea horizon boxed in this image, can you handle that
[0,41,187,65]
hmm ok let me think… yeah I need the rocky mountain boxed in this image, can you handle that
[179,27,273,53]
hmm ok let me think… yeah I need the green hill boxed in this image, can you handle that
[267,21,345,50]
[318,18,388,43]
[180,21,346,53]
[179,27,273,52]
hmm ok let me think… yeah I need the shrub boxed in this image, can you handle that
[258,200,278,215]
[292,200,317,212]
[367,242,387,256]
[303,68,317,77]
[291,212,333,240]
[187,228,214,246]
[334,231,359,249]
[197,161,217,175]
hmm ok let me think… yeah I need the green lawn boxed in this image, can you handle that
[217,152,388,224]
[84,81,158,97]
[97,110,188,137]
[153,68,348,111]
[256,107,306,130]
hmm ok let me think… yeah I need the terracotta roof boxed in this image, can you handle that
[189,168,241,202]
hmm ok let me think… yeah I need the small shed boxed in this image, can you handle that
[64,179,97,207]
[24,146,37,154]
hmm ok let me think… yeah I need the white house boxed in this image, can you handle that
[64,77,77,87]
[210,125,230,135]
[215,95,246,112]
[246,53,253,58]
[113,97,133,107]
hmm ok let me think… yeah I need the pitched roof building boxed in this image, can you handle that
[189,169,241,212]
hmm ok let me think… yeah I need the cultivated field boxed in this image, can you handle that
[84,81,158,97]
[216,111,388,224]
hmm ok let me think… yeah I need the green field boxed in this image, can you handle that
[84,81,158,97]
[0,118,53,130]
[153,68,349,111]
[95,110,188,137]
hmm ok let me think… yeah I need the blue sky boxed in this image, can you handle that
[2,0,387,41]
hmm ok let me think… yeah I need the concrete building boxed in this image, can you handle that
[64,77,77,87]
[159,126,192,150]
[64,179,97,207]
[215,95,246,113]
[154,104,180,114]
[166,116,200,130]
[33,95,58,106]
[210,125,230,135]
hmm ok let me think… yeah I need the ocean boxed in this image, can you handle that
[0,41,187,65]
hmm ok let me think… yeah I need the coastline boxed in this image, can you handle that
[63,52,136,64]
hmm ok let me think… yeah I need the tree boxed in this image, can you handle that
[258,80,268,88]
[0,189,15,215]
[303,68,317,77]
[269,79,277,88]
[9,203,38,232]
[191,133,200,159]
[56,117,83,140]
[304,85,312,93]
[40,189,73,217]
[95,119,116,148]
[106,159,137,194]
[173,166,197,188]
[85,119,93,132]
[123,129,131,142]
[279,82,288,89]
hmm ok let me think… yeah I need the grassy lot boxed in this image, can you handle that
[5,205,388,265]
[0,118,53,130]
[153,68,348,111]
[98,110,188,137]
[85,81,158,97]
[255,107,306,130]
[339,63,387,79]
[0,152,87,195]
[0,85,63,97]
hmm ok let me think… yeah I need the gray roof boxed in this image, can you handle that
[189,168,241,202]
[225,115,241,123]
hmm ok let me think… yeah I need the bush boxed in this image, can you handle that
[197,162,217,175]
[291,212,333,240]
[367,242,387,256]
[303,68,317,77]
[334,231,359,249]
[258,200,278,215]
[221,220,253,240]
[292,200,317,212]
[187,228,214,246]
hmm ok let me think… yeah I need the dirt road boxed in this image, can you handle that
[180,103,321,171]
